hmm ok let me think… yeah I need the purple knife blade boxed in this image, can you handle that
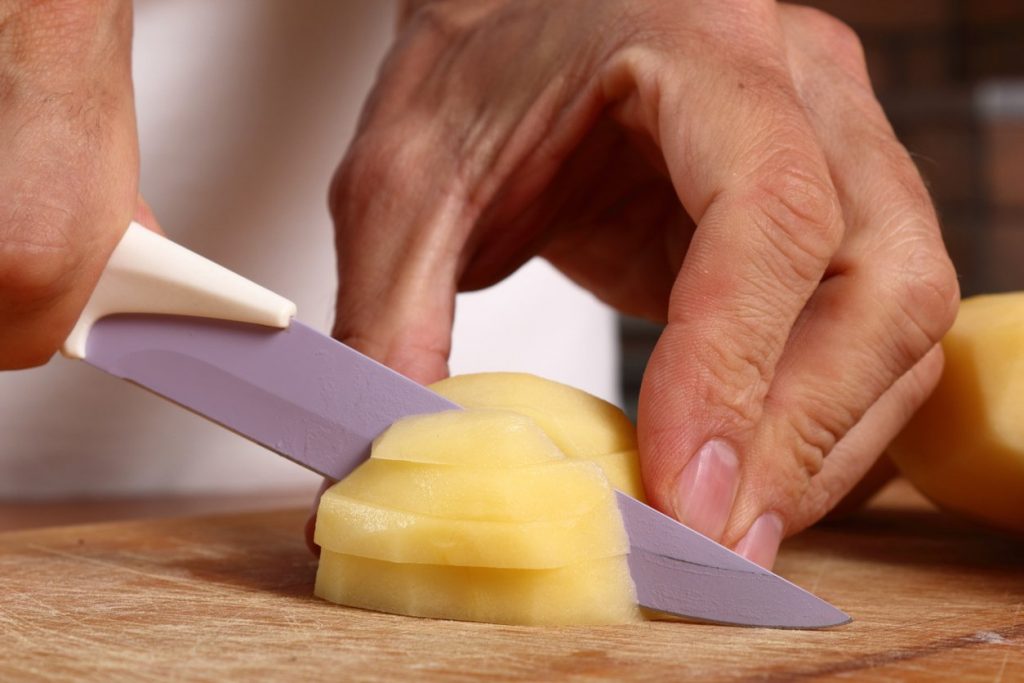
[617,493,849,628]
[85,314,459,481]
[84,313,849,628]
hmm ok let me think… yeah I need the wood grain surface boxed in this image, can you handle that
[1,480,1021,682]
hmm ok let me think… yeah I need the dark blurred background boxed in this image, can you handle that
[620,0,1024,417]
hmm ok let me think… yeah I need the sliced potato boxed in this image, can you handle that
[314,372,646,624]
[315,489,628,569]
[431,373,645,500]
[430,373,637,459]
[588,449,645,500]
[371,408,563,468]
[333,458,614,522]
[316,550,641,626]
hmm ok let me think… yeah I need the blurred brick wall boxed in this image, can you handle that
[803,0,1024,294]
[619,0,1024,417]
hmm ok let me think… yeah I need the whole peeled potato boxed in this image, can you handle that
[888,293,1024,534]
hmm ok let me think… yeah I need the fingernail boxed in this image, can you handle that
[672,440,740,539]
[735,512,785,569]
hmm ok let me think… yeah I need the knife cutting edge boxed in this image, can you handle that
[60,222,850,629]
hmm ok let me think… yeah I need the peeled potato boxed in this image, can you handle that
[332,459,616,522]
[314,486,629,568]
[589,450,645,501]
[431,373,644,499]
[888,293,1024,534]
[371,409,564,468]
[313,372,646,624]
[316,551,640,626]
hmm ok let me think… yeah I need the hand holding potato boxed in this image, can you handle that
[329,0,960,567]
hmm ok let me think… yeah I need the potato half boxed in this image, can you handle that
[888,293,1024,534]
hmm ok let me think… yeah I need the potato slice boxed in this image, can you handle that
[315,490,629,568]
[588,449,644,500]
[333,458,614,522]
[431,373,645,500]
[371,409,563,467]
[889,293,1024,533]
[316,550,641,626]
[430,373,637,458]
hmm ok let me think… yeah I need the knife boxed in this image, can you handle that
[62,222,849,629]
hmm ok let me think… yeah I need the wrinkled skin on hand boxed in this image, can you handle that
[326,0,959,567]
[0,0,156,369]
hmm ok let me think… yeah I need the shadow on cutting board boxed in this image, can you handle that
[158,509,320,600]
[803,494,1024,574]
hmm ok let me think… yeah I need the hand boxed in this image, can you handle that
[326,0,959,567]
[0,0,151,369]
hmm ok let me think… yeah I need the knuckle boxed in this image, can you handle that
[748,149,842,281]
[810,10,864,61]
[784,6,870,84]
[828,20,867,71]
[405,2,475,42]
[872,196,960,354]
[894,239,960,346]
[330,134,409,221]
[328,151,364,222]
[790,6,866,64]
[691,331,770,431]
[332,125,472,230]
[772,394,852,480]
[739,398,853,532]
[409,2,454,33]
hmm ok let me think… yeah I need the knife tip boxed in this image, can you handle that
[787,605,853,630]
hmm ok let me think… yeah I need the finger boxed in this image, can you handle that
[0,1,138,369]
[734,345,943,568]
[304,477,334,557]
[304,513,320,558]
[795,344,944,533]
[620,11,847,538]
[328,15,493,384]
[329,132,461,385]
[327,26,467,385]
[329,3,599,383]
[721,7,958,549]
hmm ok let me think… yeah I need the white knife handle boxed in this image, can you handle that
[61,222,297,359]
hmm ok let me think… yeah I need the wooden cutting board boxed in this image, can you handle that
[1,481,1022,682]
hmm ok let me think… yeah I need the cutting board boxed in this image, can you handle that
[2,481,1022,682]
